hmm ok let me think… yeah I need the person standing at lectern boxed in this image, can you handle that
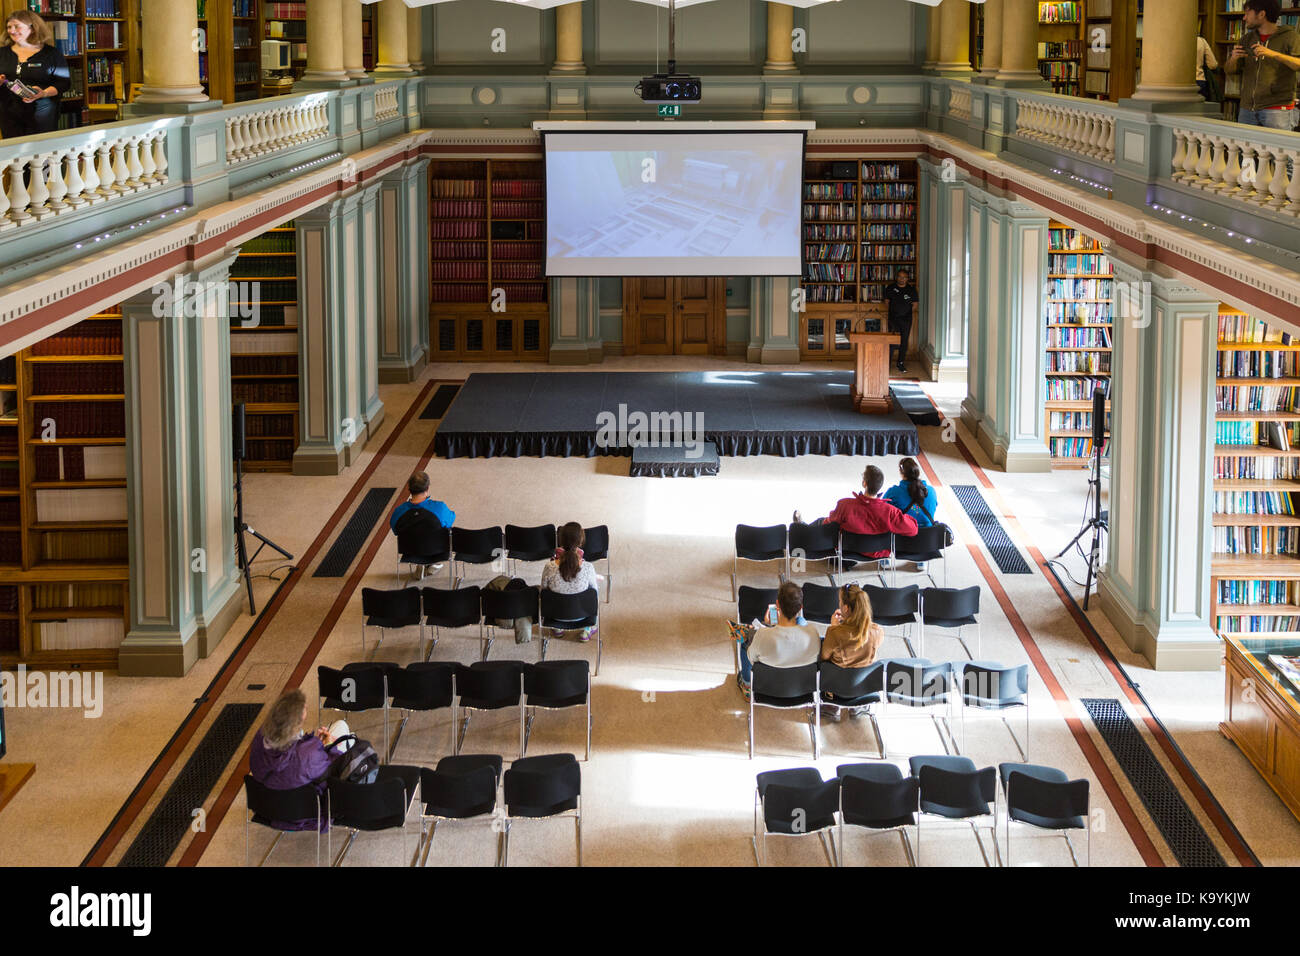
[883,269,919,374]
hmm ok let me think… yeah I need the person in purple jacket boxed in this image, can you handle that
[249,689,348,832]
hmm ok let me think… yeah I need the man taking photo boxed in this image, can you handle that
[1226,0,1300,130]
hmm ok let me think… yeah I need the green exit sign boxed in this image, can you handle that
[658,104,682,117]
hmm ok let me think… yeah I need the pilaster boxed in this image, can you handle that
[752,277,801,365]
[961,185,992,433]
[358,182,385,437]
[918,159,968,383]
[293,203,349,476]
[377,160,429,383]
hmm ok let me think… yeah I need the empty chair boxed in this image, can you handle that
[450,526,504,586]
[960,662,1030,761]
[416,755,504,867]
[395,508,452,586]
[910,755,999,867]
[580,525,613,604]
[505,524,557,579]
[737,585,778,629]
[998,763,1090,867]
[733,523,788,599]
[480,585,539,663]
[360,587,423,657]
[421,586,484,661]
[385,662,456,761]
[753,768,840,866]
[881,659,957,756]
[920,586,981,660]
[326,764,422,867]
[836,763,919,867]
[318,662,395,761]
[539,587,602,675]
[749,661,821,760]
[501,753,583,867]
[242,776,323,867]
[801,582,840,628]
[839,531,894,586]
[864,583,920,657]
[893,523,954,587]
[818,660,887,757]
[521,660,592,761]
[453,661,525,757]
[788,520,840,579]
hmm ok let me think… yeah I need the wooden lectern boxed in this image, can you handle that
[848,330,900,414]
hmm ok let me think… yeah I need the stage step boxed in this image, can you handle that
[629,442,720,478]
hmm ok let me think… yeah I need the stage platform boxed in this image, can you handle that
[433,371,920,459]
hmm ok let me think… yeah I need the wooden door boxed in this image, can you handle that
[634,277,675,355]
[675,277,712,355]
[622,278,724,356]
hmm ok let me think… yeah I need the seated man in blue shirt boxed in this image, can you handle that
[389,471,456,532]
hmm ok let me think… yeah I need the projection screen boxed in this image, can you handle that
[543,130,805,277]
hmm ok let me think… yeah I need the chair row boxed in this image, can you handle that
[318,658,592,765]
[738,582,981,661]
[361,584,604,674]
[747,657,1029,763]
[395,522,611,602]
[733,521,955,597]
[244,752,583,867]
[754,757,1089,868]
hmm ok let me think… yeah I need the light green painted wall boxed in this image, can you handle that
[590,0,764,70]
[430,2,552,68]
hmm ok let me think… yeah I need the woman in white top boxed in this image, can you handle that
[541,522,599,641]
[1196,34,1219,100]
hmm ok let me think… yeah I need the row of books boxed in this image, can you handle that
[1048,228,1100,251]
[492,284,545,303]
[33,487,125,524]
[231,331,297,355]
[1047,351,1110,373]
[1217,352,1300,379]
[0,620,17,652]
[865,265,903,282]
[1041,62,1080,81]
[430,241,488,261]
[430,201,487,219]
[430,283,490,303]
[1217,579,1300,605]
[27,0,78,13]
[1048,278,1112,299]
[863,183,915,200]
[492,202,543,219]
[805,184,857,199]
[804,244,855,262]
[491,180,543,199]
[1216,617,1300,633]
[29,402,124,439]
[87,89,119,105]
[1214,526,1300,555]
[51,20,81,56]
[0,533,20,565]
[862,244,915,261]
[32,364,123,396]
[0,586,16,613]
[1219,314,1293,345]
[492,240,544,259]
[430,221,488,240]
[233,258,295,279]
[265,2,306,17]
[235,280,295,304]
[231,355,297,377]
[860,163,907,181]
[862,203,915,219]
[1049,254,1111,275]
[1048,328,1111,348]
[33,444,124,482]
[86,55,123,84]
[243,439,295,461]
[430,180,485,199]
[863,225,914,241]
[0,500,17,523]
[245,414,295,437]
[803,203,856,221]
[64,66,84,99]
[238,305,296,327]
[1214,492,1298,516]
[233,0,257,15]
[32,581,126,610]
[234,62,259,84]
[804,264,855,282]
[1217,421,1266,445]
[1039,39,1083,57]
[804,225,856,240]
[430,263,487,281]
[85,21,121,49]
[1047,302,1111,323]
[37,618,126,651]
[804,286,854,303]
[232,382,298,404]
[493,262,543,281]
[1049,412,1108,432]
[1215,456,1300,480]
[1038,4,1081,25]
[1217,386,1300,413]
[1046,377,1109,401]
[240,232,295,255]
[1049,437,1107,458]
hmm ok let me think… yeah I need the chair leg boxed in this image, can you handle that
[575,812,583,867]
[518,701,527,760]
[501,822,510,867]
[748,699,754,759]
[586,699,592,761]
[595,629,603,677]
[810,705,821,761]
[970,820,991,868]
[868,712,887,759]
[818,830,837,867]
[731,554,737,601]
[456,710,470,755]
[332,830,358,867]
[1064,831,1081,867]
[899,827,917,867]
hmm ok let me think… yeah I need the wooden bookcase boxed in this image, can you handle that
[1038,1,1084,96]
[800,158,919,361]
[230,222,299,471]
[362,2,375,72]
[0,312,128,668]
[22,0,138,127]
[427,159,550,363]
[971,0,984,72]
[263,0,306,85]
[1043,220,1112,467]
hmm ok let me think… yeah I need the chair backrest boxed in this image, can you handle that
[523,660,590,701]
[387,662,455,706]
[917,765,996,816]
[505,524,557,558]
[454,660,525,704]
[504,754,581,812]
[318,664,387,706]
[451,526,504,557]
[801,582,840,624]
[1006,771,1089,823]
[961,663,1028,706]
[752,661,819,700]
[841,530,894,559]
[421,585,483,627]
[539,587,598,622]
[763,778,841,830]
[819,659,886,700]
[885,660,952,706]
[841,774,919,826]
[327,775,407,824]
[361,586,422,622]
[482,585,539,622]
[920,585,981,622]
[244,774,321,823]
[789,520,840,556]
[895,523,953,558]
[395,508,449,555]
[580,525,610,560]
[735,523,787,559]
[737,586,778,626]
[863,583,920,622]
[419,765,498,819]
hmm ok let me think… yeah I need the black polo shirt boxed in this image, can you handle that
[883,282,918,323]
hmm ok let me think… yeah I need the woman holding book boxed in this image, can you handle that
[0,11,71,139]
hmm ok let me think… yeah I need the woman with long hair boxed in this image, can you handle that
[0,10,72,138]
[248,688,349,831]
[883,457,938,528]
[540,521,600,641]
[820,583,885,719]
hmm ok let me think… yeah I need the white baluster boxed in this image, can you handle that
[7,157,32,223]
[0,163,11,228]
[1208,137,1228,191]
[1284,148,1300,216]
[1170,129,1188,181]
[1183,131,1202,182]
[139,134,157,184]
[1103,119,1115,161]
[80,145,101,203]
[110,141,130,193]
[152,133,168,183]
[1220,140,1241,195]
[27,154,50,218]
[45,152,68,211]
[1267,144,1289,208]
[125,137,144,188]
[96,143,116,197]
[1193,133,1214,186]
[63,148,86,207]
[1253,149,1274,206]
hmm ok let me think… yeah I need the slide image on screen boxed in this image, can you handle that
[545,132,802,276]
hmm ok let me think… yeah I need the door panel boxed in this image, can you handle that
[626,277,720,356]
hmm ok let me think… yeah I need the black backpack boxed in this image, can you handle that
[329,735,380,785]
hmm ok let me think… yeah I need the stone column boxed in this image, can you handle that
[995,0,1046,85]
[961,186,992,433]
[919,160,969,383]
[294,204,349,476]
[1129,0,1203,105]
[408,4,426,73]
[375,0,413,75]
[554,1,585,73]
[377,161,429,382]
[923,3,941,72]
[764,2,797,73]
[935,0,973,77]
[980,0,1003,78]
[752,276,801,364]
[135,0,207,103]
[1099,265,1220,670]
[302,0,349,85]
[344,0,367,80]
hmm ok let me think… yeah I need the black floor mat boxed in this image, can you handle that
[313,487,397,578]
[420,384,460,420]
[952,484,1032,574]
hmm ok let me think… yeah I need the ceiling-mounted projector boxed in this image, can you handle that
[636,73,702,103]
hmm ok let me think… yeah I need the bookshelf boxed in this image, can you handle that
[362,1,375,72]
[26,0,137,127]
[230,222,299,470]
[428,159,550,362]
[264,0,306,84]
[971,0,984,72]
[1212,308,1300,638]
[1043,220,1112,467]
[799,158,919,360]
[1038,0,1084,96]
[0,312,128,668]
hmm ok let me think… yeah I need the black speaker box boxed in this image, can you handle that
[831,161,856,179]
[1092,386,1106,446]
[233,403,247,462]
[491,221,526,240]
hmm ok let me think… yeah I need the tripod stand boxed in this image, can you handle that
[234,454,293,616]
[1050,428,1109,609]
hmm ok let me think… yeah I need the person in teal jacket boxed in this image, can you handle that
[883,457,937,528]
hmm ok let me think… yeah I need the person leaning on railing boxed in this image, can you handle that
[0,10,71,139]
[1226,0,1300,131]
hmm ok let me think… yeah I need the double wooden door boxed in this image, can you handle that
[622,277,725,356]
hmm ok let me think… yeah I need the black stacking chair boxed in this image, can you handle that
[453,661,525,758]
[801,582,840,628]
[242,776,323,867]
[998,763,1090,867]
[360,587,423,658]
[920,586,981,660]
[501,753,583,867]
[480,585,540,663]
[753,768,840,867]
[839,531,894,586]
[395,508,452,587]
[416,755,504,867]
[521,660,592,761]
[505,524,557,580]
[788,520,841,580]
[818,660,887,757]
[961,662,1030,761]
[450,526,504,587]
[893,523,954,587]
[733,523,788,599]
[539,587,602,675]
[737,585,778,627]
[386,662,456,761]
[910,755,999,867]
[421,586,484,661]
[326,764,422,867]
[836,763,919,867]
[864,583,920,657]
[749,661,821,760]
[881,658,957,756]
[580,525,612,604]
[318,662,396,762]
